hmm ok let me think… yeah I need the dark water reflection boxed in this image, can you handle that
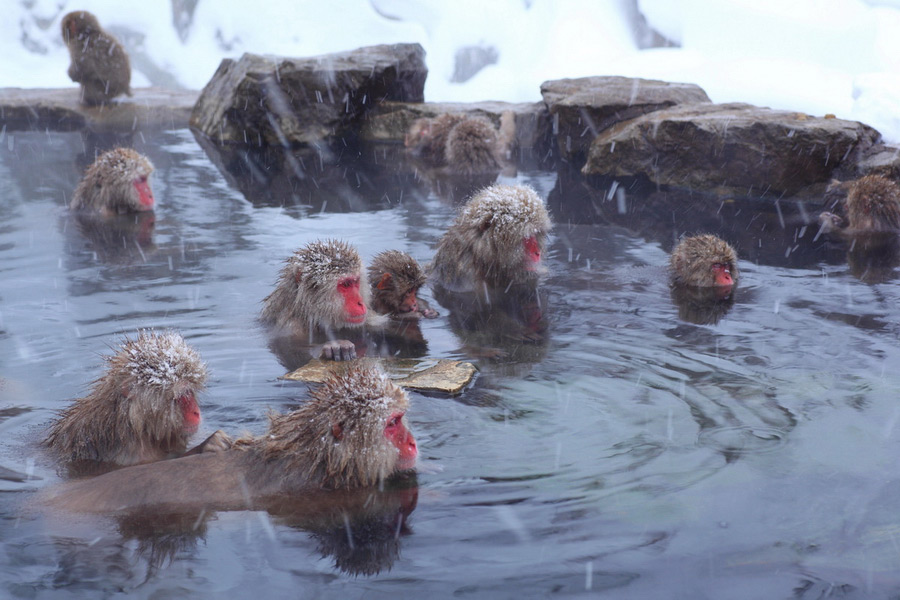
[3,129,900,597]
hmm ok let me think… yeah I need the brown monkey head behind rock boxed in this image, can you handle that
[405,114,465,164]
[669,234,739,290]
[368,250,428,316]
[444,116,501,176]
[241,364,417,490]
[432,184,552,290]
[846,174,900,232]
[61,10,132,105]
[44,330,208,473]
[71,148,155,215]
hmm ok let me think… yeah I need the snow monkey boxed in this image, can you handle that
[61,10,132,105]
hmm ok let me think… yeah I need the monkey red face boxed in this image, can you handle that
[385,411,417,470]
[338,276,367,325]
[133,175,154,210]
[522,236,542,271]
[177,391,201,435]
[711,263,734,287]
[398,289,419,313]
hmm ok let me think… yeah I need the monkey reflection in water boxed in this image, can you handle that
[40,365,419,575]
[668,234,740,325]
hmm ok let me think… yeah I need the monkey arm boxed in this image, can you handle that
[183,430,233,456]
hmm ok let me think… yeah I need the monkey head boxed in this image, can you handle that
[461,184,552,284]
[61,10,102,44]
[847,175,900,232]
[106,330,207,438]
[669,234,739,291]
[260,365,417,489]
[265,239,372,331]
[368,250,428,315]
[72,148,155,214]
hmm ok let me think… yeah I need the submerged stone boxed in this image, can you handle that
[283,357,478,395]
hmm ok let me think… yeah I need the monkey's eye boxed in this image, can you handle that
[386,413,404,429]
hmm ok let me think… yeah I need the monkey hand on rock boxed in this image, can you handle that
[321,340,357,361]
[183,430,233,456]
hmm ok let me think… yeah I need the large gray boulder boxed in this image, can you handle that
[582,102,881,197]
[540,76,710,162]
[190,44,427,146]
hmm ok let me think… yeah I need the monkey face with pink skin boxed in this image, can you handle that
[432,184,553,290]
[70,147,155,215]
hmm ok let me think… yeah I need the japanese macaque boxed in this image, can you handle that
[70,148,155,215]
[431,184,552,292]
[41,365,417,513]
[818,175,900,234]
[61,11,132,105]
[44,330,230,476]
[260,239,385,361]
[406,114,465,165]
[406,113,514,176]
[368,250,438,320]
[669,234,739,290]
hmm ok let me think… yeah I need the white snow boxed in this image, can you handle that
[3,0,900,141]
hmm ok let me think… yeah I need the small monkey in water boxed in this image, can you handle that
[368,250,439,320]
[70,147,155,215]
[669,234,739,289]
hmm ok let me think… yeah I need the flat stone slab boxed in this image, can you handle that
[0,87,198,132]
[282,357,478,395]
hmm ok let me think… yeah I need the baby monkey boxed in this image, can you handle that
[368,250,439,320]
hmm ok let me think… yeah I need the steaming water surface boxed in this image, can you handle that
[2,129,900,598]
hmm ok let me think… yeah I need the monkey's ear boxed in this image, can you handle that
[478,217,492,233]
[331,422,344,441]
[376,273,393,290]
[293,267,303,284]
